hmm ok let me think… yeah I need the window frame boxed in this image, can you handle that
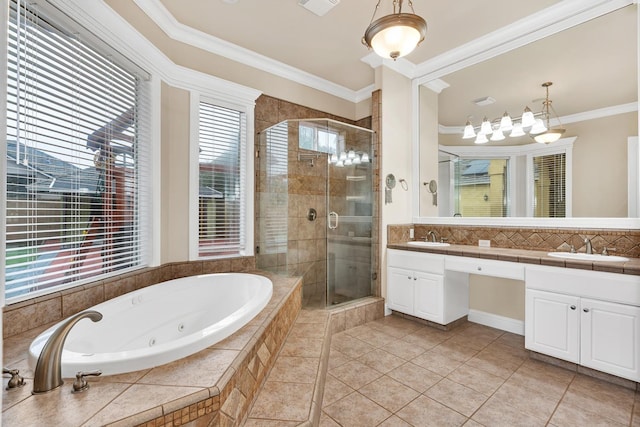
[4,0,156,303]
[189,92,255,260]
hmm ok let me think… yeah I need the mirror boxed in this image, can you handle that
[417,4,638,221]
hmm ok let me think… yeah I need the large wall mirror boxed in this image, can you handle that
[415,3,639,227]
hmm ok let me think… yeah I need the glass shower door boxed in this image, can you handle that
[326,151,373,305]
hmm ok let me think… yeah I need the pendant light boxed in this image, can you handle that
[362,0,427,61]
[533,82,566,144]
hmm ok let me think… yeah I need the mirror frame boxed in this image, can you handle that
[411,0,640,229]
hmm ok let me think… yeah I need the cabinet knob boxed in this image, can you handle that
[414,277,417,281]
[407,276,412,280]
[583,308,590,313]
[477,266,482,271]
[570,305,576,310]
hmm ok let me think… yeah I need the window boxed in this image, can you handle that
[5,1,149,301]
[453,158,510,217]
[299,123,339,154]
[532,152,566,218]
[196,101,247,257]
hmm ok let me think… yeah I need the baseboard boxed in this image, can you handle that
[468,309,524,336]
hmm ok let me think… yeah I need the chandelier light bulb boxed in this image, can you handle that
[361,152,370,163]
[490,127,505,141]
[474,133,488,144]
[339,151,347,161]
[521,106,536,128]
[479,117,492,135]
[347,150,356,159]
[499,112,513,131]
[509,122,525,137]
[462,120,476,139]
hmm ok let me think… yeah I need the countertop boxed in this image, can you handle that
[387,242,640,276]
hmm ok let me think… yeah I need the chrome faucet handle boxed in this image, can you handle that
[569,245,576,253]
[3,368,26,390]
[440,237,448,243]
[72,370,101,393]
[602,247,616,256]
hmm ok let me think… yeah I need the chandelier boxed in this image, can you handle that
[362,0,427,61]
[463,82,566,145]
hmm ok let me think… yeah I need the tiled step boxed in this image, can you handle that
[244,297,385,426]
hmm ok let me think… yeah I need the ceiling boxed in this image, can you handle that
[137,0,636,124]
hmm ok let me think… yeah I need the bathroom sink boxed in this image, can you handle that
[547,252,629,262]
[407,241,451,247]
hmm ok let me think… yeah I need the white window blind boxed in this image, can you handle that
[198,101,246,257]
[262,122,288,255]
[532,152,566,218]
[5,0,150,301]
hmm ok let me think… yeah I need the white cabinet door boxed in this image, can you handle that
[387,266,414,315]
[581,298,640,381]
[525,289,579,363]
[414,271,444,322]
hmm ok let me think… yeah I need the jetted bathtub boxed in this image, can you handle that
[28,273,273,377]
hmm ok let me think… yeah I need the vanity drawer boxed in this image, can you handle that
[445,255,525,280]
[387,249,444,274]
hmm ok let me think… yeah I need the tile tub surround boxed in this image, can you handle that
[3,257,257,339]
[2,271,301,427]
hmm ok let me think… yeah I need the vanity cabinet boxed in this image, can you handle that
[526,265,640,382]
[387,249,468,325]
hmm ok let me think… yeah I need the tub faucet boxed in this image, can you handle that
[32,310,102,394]
[584,238,593,254]
[427,230,437,243]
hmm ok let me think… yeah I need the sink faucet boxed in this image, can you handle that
[427,230,437,243]
[584,238,593,254]
[32,310,102,394]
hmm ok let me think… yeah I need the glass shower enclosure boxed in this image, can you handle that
[257,119,374,307]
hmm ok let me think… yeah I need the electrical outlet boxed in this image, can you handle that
[478,239,491,247]
[409,228,414,239]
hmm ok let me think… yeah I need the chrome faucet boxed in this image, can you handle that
[584,238,593,254]
[32,310,102,394]
[427,230,437,243]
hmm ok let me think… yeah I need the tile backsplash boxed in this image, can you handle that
[388,224,640,258]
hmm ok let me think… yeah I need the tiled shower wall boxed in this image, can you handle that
[254,95,379,305]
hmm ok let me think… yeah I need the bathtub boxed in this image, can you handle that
[28,273,273,377]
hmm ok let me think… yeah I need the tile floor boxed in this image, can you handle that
[319,315,640,427]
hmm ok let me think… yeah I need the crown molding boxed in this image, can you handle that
[424,79,450,94]
[438,102,638,135]
[414,0,633,84]
[133,0,362,103]
[47,0,262,106]
[360,51,417,79]
[438,138,575,158]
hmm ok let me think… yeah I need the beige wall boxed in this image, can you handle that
[160,83,191,263]
[419,86,439,217]
[379,66,414,299]
[469,275,525,321]
[105,0,365,122]
[570,112,637,217]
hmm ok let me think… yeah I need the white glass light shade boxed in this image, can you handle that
[352,156,361,164]
[462,121,476,139]
[339,151,347,161]
[529,119,547,134]
[344,158,353,166]
[499,112,513,131]
[364,13,427,60]
[534,128,565,144]
[490,128,505,141]
[336,160,344,167]
[479,118,492,135]
[330,153,338,163]
[361,152,370,163]
[347,150,356,159]
[509,122,525,137]
[474,133,488,144]
[521,107,536,128]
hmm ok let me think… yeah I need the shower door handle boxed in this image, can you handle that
[328,211,339,230]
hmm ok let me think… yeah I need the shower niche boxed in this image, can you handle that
[257,119,375,307]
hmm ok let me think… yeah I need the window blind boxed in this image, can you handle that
[533,152,566,218]
[262,122,288,255]
[197,101,246,256]
[5,0,149,301]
